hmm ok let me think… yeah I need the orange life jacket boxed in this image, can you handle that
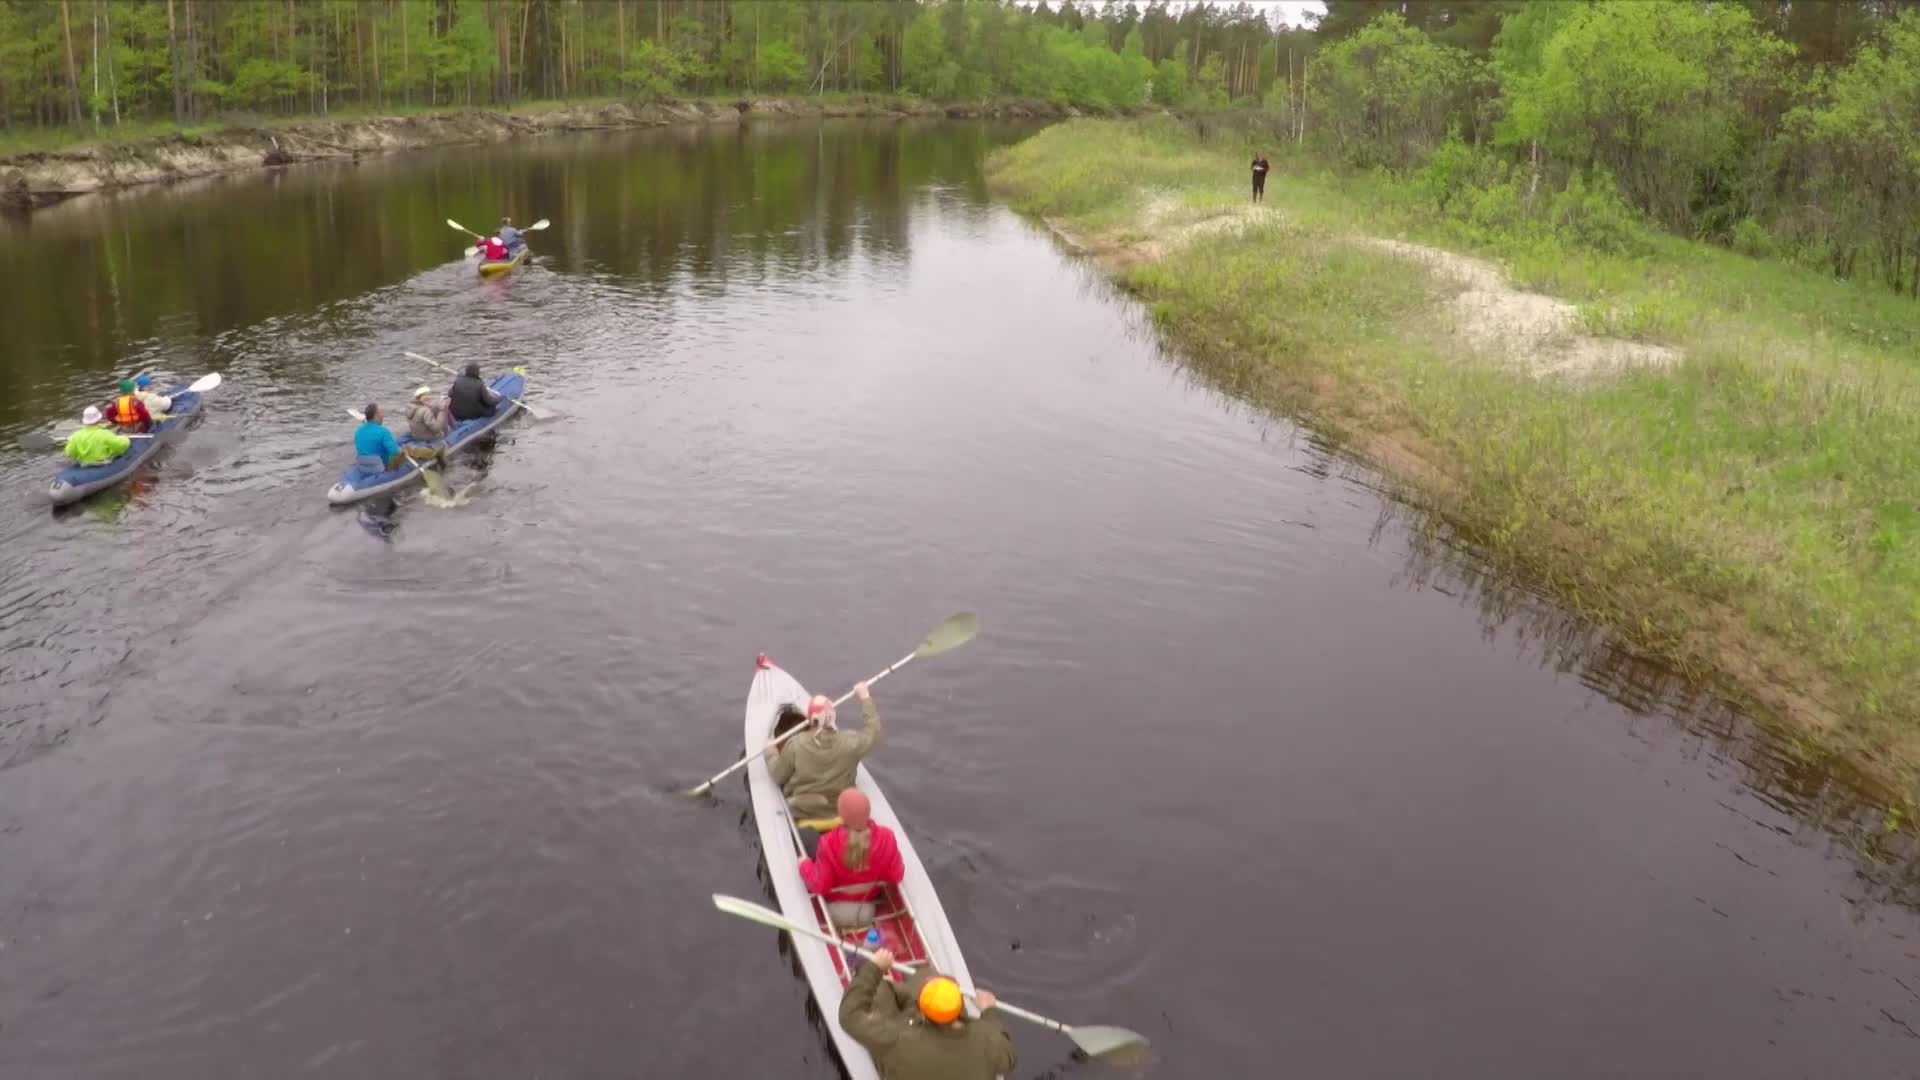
[110,395,142,426]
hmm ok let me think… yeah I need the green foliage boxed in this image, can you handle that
[1305,14,1481,168]
[1184,55,1229,111]
[620,41,682,102]
[902,10,947,98]
[1783,11,1920,296]
[1499,1,1793,232]
[755,40,808,93]
[1151,58,1187,107]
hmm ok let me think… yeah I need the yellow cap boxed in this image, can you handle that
[917,977,963,1024]
[412,386,432,399]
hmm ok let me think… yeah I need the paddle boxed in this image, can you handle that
[460,217,549,258]
[18,372,222,450]
[405,350,549,421]
[711,894,1149,1064]
[685,611,979,798]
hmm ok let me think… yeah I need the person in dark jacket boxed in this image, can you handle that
[1252,153,1270,202]
[447,363,500,422]
[839,949,1015,1080]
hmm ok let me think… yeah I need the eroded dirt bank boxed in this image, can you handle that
[0,97,1083,209]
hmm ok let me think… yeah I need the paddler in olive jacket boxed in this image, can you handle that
[768,681,881,826]
[839,947,1016,1080]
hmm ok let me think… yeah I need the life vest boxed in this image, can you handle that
[484,237,507,261]
[110,395,142,426]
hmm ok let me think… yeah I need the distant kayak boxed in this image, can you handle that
[47,381,208,506]
[325,372,525,506]
[478,245,530,277]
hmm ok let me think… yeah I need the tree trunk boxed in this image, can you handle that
[403,0,411,108]
[497,1,511,105]
[165,0,185,126]
[104,0,121,124]
[185,0,196,119]
[60,0,84,127]
[91,1,100,129]
[519,0,533,98]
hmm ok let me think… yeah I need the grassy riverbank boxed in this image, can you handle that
[989,118,1920,798]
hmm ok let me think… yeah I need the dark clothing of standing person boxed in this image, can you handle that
[1252,155,1270,202]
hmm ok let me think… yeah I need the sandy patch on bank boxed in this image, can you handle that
[1117,197,1682,380]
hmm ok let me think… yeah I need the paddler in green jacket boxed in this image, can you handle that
[63,406,132,466]
[839,948,1016,1080]
[769,681,881,832]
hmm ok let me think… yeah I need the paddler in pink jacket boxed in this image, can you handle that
[798,788,904,927]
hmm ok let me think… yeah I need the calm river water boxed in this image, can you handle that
[0,120,1915,1079]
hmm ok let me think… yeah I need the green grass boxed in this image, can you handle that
[990,118,1920,796]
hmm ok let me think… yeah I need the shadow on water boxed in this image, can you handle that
[1052,253,1920,913]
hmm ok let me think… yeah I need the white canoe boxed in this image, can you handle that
[744,656,977,1080]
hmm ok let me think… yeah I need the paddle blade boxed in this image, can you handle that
[447,218,475,235]
[913,611,978,659]
[1067,1025,1152,1065]
[528,218,550,230]
[17,431,64,452]
[186,372,221,393]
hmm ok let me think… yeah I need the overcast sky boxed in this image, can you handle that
[1058,1,1329,29]
[1269,1,1327,28]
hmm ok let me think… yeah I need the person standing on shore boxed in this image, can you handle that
[1252,153,1270,203]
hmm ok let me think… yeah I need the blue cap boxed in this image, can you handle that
[134,374,151,388]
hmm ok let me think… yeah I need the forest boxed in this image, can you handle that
[1,1,1917,296]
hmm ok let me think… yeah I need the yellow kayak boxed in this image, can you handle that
[477,245,530,277]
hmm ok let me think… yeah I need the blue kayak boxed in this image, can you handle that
[326,372,526,506]
[47,384,207,506]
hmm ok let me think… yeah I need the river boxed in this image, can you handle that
[1,119,1916,1079]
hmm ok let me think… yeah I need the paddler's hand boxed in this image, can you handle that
[853,682,870,702]
[869,947,895,972]
[973,989,997,1011]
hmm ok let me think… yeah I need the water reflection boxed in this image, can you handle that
[0,119,1027,433]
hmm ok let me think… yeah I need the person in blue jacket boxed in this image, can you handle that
[497,216,524,252]
[353,403,439,474]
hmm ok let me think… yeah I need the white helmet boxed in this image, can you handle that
[82,405,103,425]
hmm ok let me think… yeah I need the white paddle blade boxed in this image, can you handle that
[713,895,823,942]
[914,611,978,658]
[528,218,550,230]
[1066,1024,1152,1064]
[186,372,221,393]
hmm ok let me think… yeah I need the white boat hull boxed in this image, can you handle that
[744,658,975,1080]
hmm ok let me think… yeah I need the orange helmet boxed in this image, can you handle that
[917,977,964,1025]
